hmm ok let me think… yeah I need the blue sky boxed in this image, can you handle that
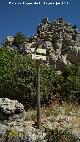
[0,0,80,44]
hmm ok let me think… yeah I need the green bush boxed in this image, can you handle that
[0,47,58,109]
[44,128,78,142]
[61,64,80,103]
[0,47,36,109]
[0,47,80,109]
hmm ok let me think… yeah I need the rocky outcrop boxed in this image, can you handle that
[0,98,26,122]
[0,98,80,141]
[0,98,46,142]
[23,17,80,71]
[6,17,80,71]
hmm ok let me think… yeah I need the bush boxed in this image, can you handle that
[0,47,36,109]
[61,64,80,103]
[0,47,60,109]
[44,128,78,142]
[0,47,80,109]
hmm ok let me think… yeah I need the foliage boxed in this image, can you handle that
[0,47,36,108]
[0,47,80,109]
[44,128,78,142]
[0,47,56,108]
[0,129,32,142]
[13,32,26,48]
[40,64,63,106]
[61,64,80,103]
[0,128,79,142]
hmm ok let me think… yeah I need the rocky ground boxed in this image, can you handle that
[41,103,80,139]
[0,99,80,142]
[25,102,80,141]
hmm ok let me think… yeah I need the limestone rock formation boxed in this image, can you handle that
[35,17,80,70]
[6,17,80,71]
[0,98,25,122]
[24,17,80,70]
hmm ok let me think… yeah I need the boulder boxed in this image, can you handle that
[0,98,25,121]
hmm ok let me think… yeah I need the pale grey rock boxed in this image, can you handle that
[7,17,80,71]
[6,36,14,46]
[23,42,31,53]
[44,41,53,50]
[0,98,25,121]
[36,18,80,69]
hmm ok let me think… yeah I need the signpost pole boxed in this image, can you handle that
[31,48,46,129]
[36,60,41,129]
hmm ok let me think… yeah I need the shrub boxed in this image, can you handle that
[44,128,78,142]
[0,47,80,109]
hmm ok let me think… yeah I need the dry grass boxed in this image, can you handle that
[41,102,80,118]
[25,102,80,138]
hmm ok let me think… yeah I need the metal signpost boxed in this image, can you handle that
[31,48,46,129]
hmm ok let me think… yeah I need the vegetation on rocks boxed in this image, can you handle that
[44,128,79,142]
[0,17,80,142]
[0,47,80,109]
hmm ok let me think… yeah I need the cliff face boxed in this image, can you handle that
[7,17,80,71]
